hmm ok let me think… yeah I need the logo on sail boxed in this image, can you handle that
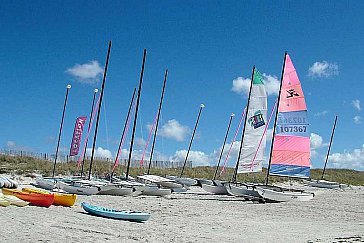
[286,89,299,98]
[249,111,265,129]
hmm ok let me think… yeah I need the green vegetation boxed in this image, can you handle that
[1,154,363,185]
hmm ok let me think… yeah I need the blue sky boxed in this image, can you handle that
[1,1,363,171]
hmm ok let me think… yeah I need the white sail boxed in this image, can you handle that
[237,69,267,173]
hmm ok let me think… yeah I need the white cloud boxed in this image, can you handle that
[6,141,16,148]
[262,74,280,96]
[66,60,103,84]
[231,77,250,95]
[135,137,146,149]
[266,129,274,142]
[314,110,328,117]
[353,116,362,124]
[328,145,364,170]
[232,73,279,96]
[310,133,324,149]
[351,99,361,111]
[86,147,112,159]
[310,133,327,158]
[308,61,339,78]
[159,119,190,142]
[170,150,210,166]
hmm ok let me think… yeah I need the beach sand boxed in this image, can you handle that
[0,177,363,243]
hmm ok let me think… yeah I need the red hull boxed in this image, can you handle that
[2,189,54,207]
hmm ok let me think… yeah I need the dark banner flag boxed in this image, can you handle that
[70,116,87,156]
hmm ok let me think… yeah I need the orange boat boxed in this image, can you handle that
[2,188,54,207]
[22,188,77,207]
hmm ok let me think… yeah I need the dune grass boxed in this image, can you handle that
[0,154,363,185]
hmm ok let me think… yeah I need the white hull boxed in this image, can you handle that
[201,183,228,195]
[167,176,197,186]
[35,177,56,190]
[97,186,134,196]
[304,179,341,189]
[58,181,100,195]
[140,186,171,196]
[255,186,314,202]
[224,183,261,199]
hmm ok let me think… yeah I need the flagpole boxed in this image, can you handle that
[179,103,205,178]
[87,41,112,180]
[321,115,338,180]
[147,69,168,174]
[80,88,98,178]
[265,51,287,185]
[110,87,136,179]
[125,49,147,181]
[231,66,255,183]
[213,113,234,180]
[52,84,71,178]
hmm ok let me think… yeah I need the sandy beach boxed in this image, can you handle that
[1,177,363,243]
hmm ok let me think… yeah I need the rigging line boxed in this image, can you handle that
[248,98,277,171]
[219,106,246,176]
[102,97,110,150]
[77,93,101,168]
[140,110,159,167]
[112,98,137,172]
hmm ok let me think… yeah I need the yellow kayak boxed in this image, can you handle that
[3,194,29,207]
[0,195,11,207]
[22,188,77,207]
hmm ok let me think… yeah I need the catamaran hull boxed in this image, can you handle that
[201,183,228,195]
[35,178,56,190]
[140,186,171,196]
[58,182,100,195]
[255,186,314,202]
[97,186,134,196]
[304,179,341,189]
[224,183,261,199]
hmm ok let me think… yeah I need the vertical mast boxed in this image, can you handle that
[125,49,147,180]
[147,69,168,174]
[321,115,338,180]
[265,52,287,185]
[80,88,98,178]
[231,66,255,183]
[87,41,112,180]
[179,104,205,178]
[52,84,71,178]
[213,113,234,180]
[110,87,136,179]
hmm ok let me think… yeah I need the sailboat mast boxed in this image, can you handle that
[147,69,168,175]
[52,84,71,178]
[321,115,338,180]
[179,104,205,178]
[87,41,112,180]
[213,113,234,180]
[231,66,255,183]
[110,87,136,179]
[125,49,147,180]
[265,51,287,185]
[80,88,98,178]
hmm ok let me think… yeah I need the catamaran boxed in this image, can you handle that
[256,52,314,202]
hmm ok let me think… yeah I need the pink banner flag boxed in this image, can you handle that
[70,116,87,156]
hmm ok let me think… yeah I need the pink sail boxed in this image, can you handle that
[270,54,310,178]
[70,116,87,156]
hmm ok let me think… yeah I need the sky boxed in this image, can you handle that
[1,1,363,171]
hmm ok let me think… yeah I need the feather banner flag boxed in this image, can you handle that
[70,116,87,156]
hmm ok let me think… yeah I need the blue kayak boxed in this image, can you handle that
[81,202,151,222]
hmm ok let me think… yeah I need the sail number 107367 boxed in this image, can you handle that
[280,126,307,133]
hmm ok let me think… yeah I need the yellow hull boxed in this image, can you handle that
[22,188,77,207]
[0,197,11,207]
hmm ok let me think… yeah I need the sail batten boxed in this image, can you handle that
[269,54,310,178]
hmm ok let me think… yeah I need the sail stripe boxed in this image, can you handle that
[272,136,310,152]
[271,150,310,166]
[269,164,310,178]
